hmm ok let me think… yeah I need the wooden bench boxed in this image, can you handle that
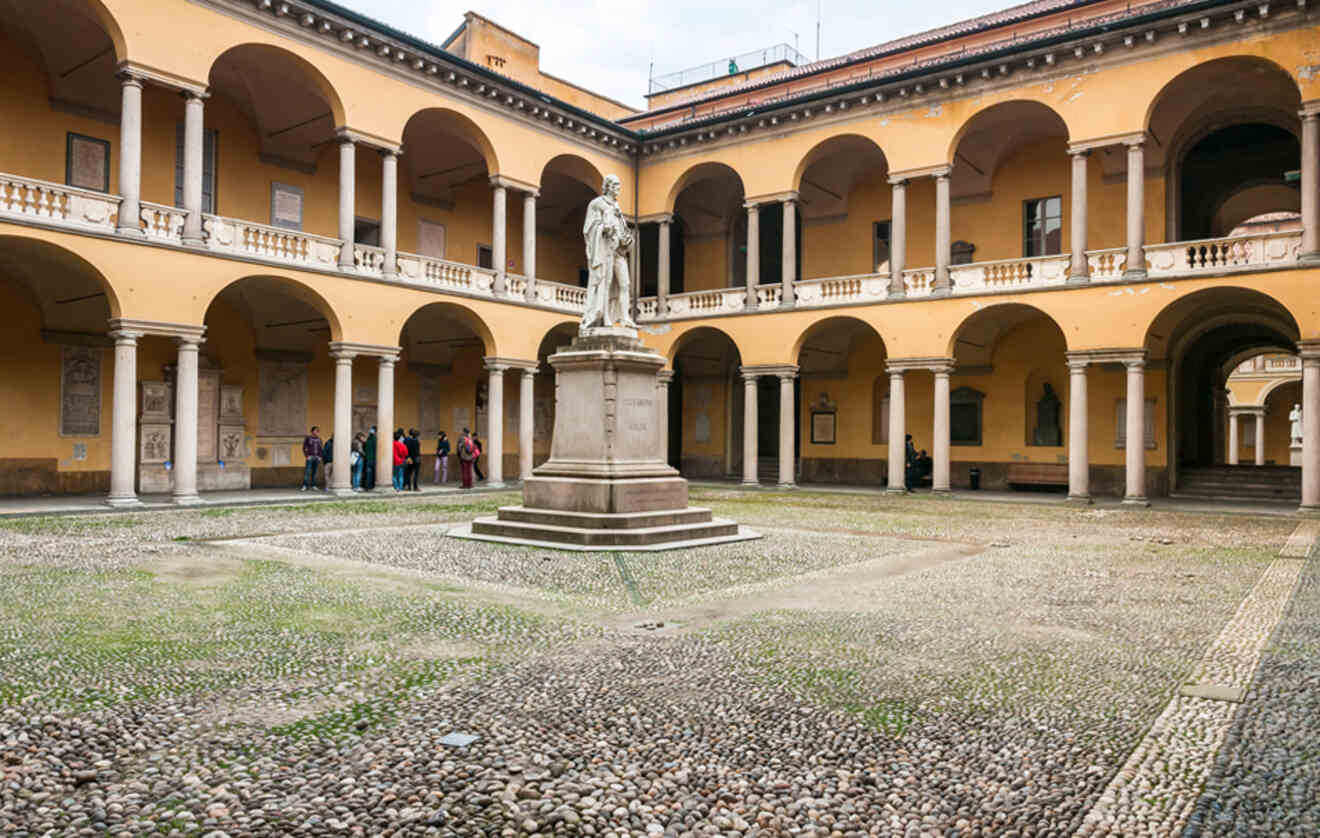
[1005,462,1069,487]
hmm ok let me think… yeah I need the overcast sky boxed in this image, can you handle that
[344,0,1016,108]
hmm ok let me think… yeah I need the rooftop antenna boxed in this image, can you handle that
[816,0,821,60]
[791,30,799,56]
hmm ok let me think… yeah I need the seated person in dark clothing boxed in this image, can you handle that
[918,449,933,482]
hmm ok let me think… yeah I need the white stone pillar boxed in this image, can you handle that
[934,170,952,295]
[523,191,537,301]
[745,204,760,309]
[380,150,398,277]
[1124,139,1146,280]
[519,367,535,479]
[1067,358,1090,503]
[491,181,508,295]
[1123,357,1147,504]
[1255,412,1266,467]
[932,364,951,493]
[780,198,796,309]
[107,330,142,506]
[330,350,354,495]
[887,369,906,493]
[742,372,759,485]
[1228,412,1241,465]
[181,92,206,245]
[1068,150,1089,283]
[1301,111,1319,262]
[1302,352,1320,512]
[375,356,395,492]
[172,336,202,504]
[337,139,356,270]
[485,361,505,485]
[657,218,671,315]
[657,370,674,463]
[889,177,907,298]
[777,370,795,487]
[116,74,144,236]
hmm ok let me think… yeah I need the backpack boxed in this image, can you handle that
[458,437,475,462]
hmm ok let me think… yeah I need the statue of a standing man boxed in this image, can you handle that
[581,174,637,335]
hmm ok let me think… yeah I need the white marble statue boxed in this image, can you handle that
[1291,403,1303,446]
[580,173,637,335]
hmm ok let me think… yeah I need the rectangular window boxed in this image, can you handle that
[355,218,381,247]
[174,124,218,213]
[477,244,493,270]
[1023,196,1063,257]
[873,221,892,272]
[66,133,110,193]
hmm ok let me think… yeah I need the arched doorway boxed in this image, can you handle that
[668,328,743,478]
[669,163,748,291]
[792,317,885,484]
[793,135,889,280]
[1146,287,1300,498]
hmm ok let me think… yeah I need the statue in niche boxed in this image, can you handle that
[1291,403,1303,446]
[580,173,637,335]
[1033,382,1062,446]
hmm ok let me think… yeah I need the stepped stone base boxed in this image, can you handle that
[449,331,759,551]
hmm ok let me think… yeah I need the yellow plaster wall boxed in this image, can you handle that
[683,236,730,293]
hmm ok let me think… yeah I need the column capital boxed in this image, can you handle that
[116,61,206,96]
[658,369,675,384]
[886,356,953,373]
[175,334,205,349]
[1067,146,1091,158]
[743,190,798,206]
[1067,132,1146,153]
[329,341,399,359]
[1066,358,1091,373]
[887,174,908,187]
[1066,348,1147,366]
[888,163,949,182]
[1299,101,1320,120]
[637,212,674,225]
[1298,339,1320,360]
[1228,404,1266,417]
[329,349,357,362]
[740,363,797,379]
[378,147,402,161]
[485,356,538,373]
[108,318,205,342]
[107,329,143,344]
[180,89,211,104]
[1124,134,1148,149]
[488,174,538,193]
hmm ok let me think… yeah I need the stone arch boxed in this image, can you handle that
[789,314,887,364]
[947,302,1070,363]
[207,43,348,133]
[0,235,122,328]
[947,100,1071,205]
[1259,373,1303,408]
[540,154,602,192]
[397,300,497,359]
[947,99,1071,168]
[791,134,889,196]
[1144,286,1300,362]
[1143,55,1301,139]
[402,108,500,176]
[200,274,344,343]
[665,161,746,214]
[665,324,743,367]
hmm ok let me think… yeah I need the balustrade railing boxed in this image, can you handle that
[794,273,889,307]
[637,297,660,320]
[0,175,118,232]
[203,215,342,267]
[396,252,495,294]
[354,243,387,275]
[140,202,185,243]
[504,274,528,300]
[755,283,782,308]
[1087,248,1127,281]
[533,279,588,311]
[902,269,935,297]
[1145,231,1302,277]
[950,254,1069,294]
[666,288,746,317]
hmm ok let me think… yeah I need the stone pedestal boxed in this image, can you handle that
[1292,442,1303,467]
[453,333,759,550]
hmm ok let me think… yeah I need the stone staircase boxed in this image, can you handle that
[1174,465,1301,502]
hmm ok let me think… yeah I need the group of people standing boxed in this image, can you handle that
[300,425,488,492]
[902,433,934,491]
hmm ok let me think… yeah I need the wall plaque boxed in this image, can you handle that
[258,361,308,438]
[271,182,304,230]
[197,371,220,462]
[66,133,110,192]
[60,345,101,437]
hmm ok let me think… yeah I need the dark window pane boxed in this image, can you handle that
[951,403,980,445]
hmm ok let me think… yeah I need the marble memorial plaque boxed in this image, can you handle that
[197,372,219,462]
[271,182,304,230]
[272,446,291,466]
[60,346,101,437]
[140,381,172,421]
[453,407,472,434]
[419,375,442,438]
[140,424,171,463]
[219,385,244,423]
[258,361,308,437]
[351,405,374,439]
[693,413,711,443]
[219,426,245,461]
[67,134,109,192]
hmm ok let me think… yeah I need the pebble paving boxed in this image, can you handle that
[0,491,1310,837]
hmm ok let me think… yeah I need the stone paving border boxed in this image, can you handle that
[1074,551,1309,838]
[1279,521,1318,558]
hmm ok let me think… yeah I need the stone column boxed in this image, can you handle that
[181,92,206,245]
[172,336,202,504]
[116,74,144,236]
[742,371,759,485]
[657,218,671,315]
[934,169,952,295]
[777,370,796,487]
[1302,352,1320,512]
[523,191,537,301]
[1067,358,1091,503]
[337,139,356,270]
[887,369,906,493]
[330,350,354,495]
[932,363,951,493]
[780,198,796,309]
[1301,111,1319,262]
[657,370,674,463]
[375,356,395,492]
[1124,139,1146,280]
[1228,412,1241,465]
[1068,150,1089,283]
[889,177,907,298]
[491,181,508,295]
[380,150,398,277]
[519,367,535,480]
[745,203,760,309]
[1255,412,1266,467]
[485,361,505,486]
[1123,356,1147,505]
[107,330,142,506]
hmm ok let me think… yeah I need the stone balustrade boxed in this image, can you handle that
[794,274,889,307]
[140,202,185,242]
[353,243,387,274]
[1087,248,1127,281]
[204,215,342,267]
[532,279,588,312]
[0,174,119,232]
[902,268,935,297]
[950,254,1070,294]
[755,283,782,308]
[665,288,746,317]
[1145,231,1303,277]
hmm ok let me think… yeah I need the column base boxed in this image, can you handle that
[172,492,204,506]
[887,287,906,300]
[331,487,357,497]
[741,479,760,487]
[484,480,508,489]
[931,285,951,298]
[1065,493,1093,505]
[1121,495,1150,507]
[182,234,205,247]
[777,481,796,490]
[932,487,951,495]
[1065,274,1090,286]
[1297,504,1320,518]
[1299,251,1320,264]
[116,226,145,238]
[105,494,142,508]
[886,487,908,495]
[778,301,795,311]
[1122,269,1148,282]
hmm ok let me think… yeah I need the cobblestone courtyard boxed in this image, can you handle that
[0,490,1314,837]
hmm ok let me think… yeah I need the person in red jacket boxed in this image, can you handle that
[392,428,408,491]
